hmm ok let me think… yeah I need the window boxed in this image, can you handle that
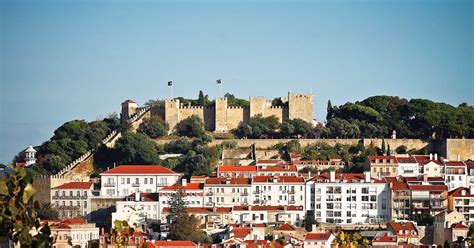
[121,178,125,184]
[77,201,80,206]
[84,201,87,208]
[150,178,153,184]
[135,178,139,184]
[144,178,148,184]
[126,178,130,184]
[84,191,87,197]
[77,191,80,197]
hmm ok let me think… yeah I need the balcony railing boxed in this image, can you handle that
[55,205,80,210]
[104,183,116,187]
[206,192,213,196]
[241,192,248,196]
[132,183,140,187]
[288,191,296,194]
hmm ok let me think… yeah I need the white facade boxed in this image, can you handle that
[112,193,160,228]
[397,158,420,177]
[51,182,93,219]
[422,161,443,178]
[232,206,305,226]
[49,220,99,248]
[304,233,336,248]
[159,180,204,211]
[100,165,181,198]
[24,145,36,166]
[203,178,252,207]
[306,171,390,225]
[444,162,467,191]
[251,176,305,208]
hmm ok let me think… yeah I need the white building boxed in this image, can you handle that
[305,171,390,225]
[256,164,298,177]
[203,177,251,207]
[159,179,204,211]
[251,176,305,207]
[217,166,257,178]
[51,182,93,220]
[24,145,36,167]
[444,161,467,190]
[467,162,474,188]
[112,192,160,229]
[304,232,335,248]
[396,157,420,177]
[100,165,181,198]
[448,187,474,224]
[414,154,443,177]
[232,205,305,226]
[48,218,99,248]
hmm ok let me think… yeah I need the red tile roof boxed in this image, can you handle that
[53,182,93,190]
[409,185,448,191]
[305,233,331,241]
[373,233,397,243]
[218,165,257,172]
[252,176,304,183]
[310,173,383,183]
[367,156,396,163]
[396,157,417,164]
[257,159,282,164]
[160,183,203,191]
[387,222,417,237]
[449,187,474,197]
[466,161,474,169]
[231,228,252,239]
[257,165,297,172]
[101,165,177,174]
[243,240,284,248]
[276,223,296,231]
[452,223,469,229]
[445,161,466,167]
[205,177,251,185]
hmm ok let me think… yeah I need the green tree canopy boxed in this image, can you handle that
[175,115,205,138]
[138,116,169,138]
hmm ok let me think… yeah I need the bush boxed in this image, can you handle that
[138,116,169,138]
[222,140,238,149]
[395,145,407,154]
[175,115,205,138]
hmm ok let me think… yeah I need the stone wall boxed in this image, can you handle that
[363,138,432,152]
[226,107,249,130]
[443,139,474,161]
[288,93,313,123]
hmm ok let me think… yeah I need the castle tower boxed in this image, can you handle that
[121,100,138,122]
[25,145,36,166]
[215,97,228,133]
[164,98,180,133]
[288,92,314,123]
[249,97,270,117]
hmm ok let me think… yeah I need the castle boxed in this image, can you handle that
[121,92,314,133]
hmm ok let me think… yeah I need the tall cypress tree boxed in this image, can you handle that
[198,90,205,106]
[326,100,333,120]
[381,138,386,155]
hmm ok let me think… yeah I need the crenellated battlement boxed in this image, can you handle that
[124,91,313,133]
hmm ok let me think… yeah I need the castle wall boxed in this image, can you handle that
[262,106,286,122]
[288,93,313,123]
[164,99,180,133]
[226,107,249,130]
[179,106,205,123]
[363,138,432,153]
[250,97,272,117]
[203,107,216,131]
[215,98,228,132]
[444,139,474,161]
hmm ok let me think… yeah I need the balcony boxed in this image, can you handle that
[288,191,296,194]
[55,205,80,210]
[131,183,140,187]
[289,200,296,204]
[104,183,116,187]
[206,192,213,196]
[241,192,248,196]
[253,191,261,194]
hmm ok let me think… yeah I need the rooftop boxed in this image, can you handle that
[160,182,203,191]
[305,233,332,241]
[252,175,304,183]
[52,182,93,190]
[100,165,178,175]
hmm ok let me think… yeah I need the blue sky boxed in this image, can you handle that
[1,0,473,163]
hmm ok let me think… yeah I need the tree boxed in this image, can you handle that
[198,90,205,106]
[396,145,407,154]
[110,220,134,247]
[0,167,53,247]
[234,115,280,138]
[37,202,59,220]
[175,115,205,138]
[326,100,333,120]
[304,211,318,232]
[138,116,169,138]
[113,132,162,165]
[381,139,386,154]
[167,187,209,244]
[387,144,391,156]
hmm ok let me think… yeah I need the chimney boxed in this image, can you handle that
[182,178,187,187]
[429,153,433,160]
[330,171,336,182]
[308,171,311,179]
[135,189,140,202]
[434,153,438,161]
[457,154,461,162]
[423,174,428,182]
[364,171,371,182]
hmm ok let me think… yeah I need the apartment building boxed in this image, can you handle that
[305,171,390,225]
[433,210,469,246]
[414,154,443,177]
[203,177,251,207]
[467,162,474,188]
[217,165,257,178]
[251,176,305,207]
[396,157,420,177]
[448,187,474,224]
[444,161,467,190]
[48,218,99,248]
[159,179,204,210]
[51,182,93,219]
[112,192,160,228]
[160,207,233,228]
[385,175,448,220]
[256,164,298,176]
[366,156,398,178]
[100,165,181,198]
[232,205,305,226]
[386,221,419,245]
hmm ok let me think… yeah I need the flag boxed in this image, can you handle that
[216,79,222,84]
[168,81,172,86]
